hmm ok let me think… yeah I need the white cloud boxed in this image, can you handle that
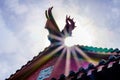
[0,9,31,80]
[4,0,28,15]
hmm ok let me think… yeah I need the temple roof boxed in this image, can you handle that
[7,45,120,80]
[8,46,120,80]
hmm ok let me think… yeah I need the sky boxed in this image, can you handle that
[0,0,120,79]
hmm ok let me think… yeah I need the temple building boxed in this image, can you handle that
[7,7,120,80]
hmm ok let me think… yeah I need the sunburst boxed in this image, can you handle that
[44,7,110,76]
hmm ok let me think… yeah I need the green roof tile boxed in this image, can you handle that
[81,46,119,53]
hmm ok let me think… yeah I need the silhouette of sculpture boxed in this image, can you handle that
[45,7,76,44]
[45,7,60,35]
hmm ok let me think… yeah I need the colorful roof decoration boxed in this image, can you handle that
[7,7,120,80]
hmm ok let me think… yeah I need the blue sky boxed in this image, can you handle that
[0,0,120,79]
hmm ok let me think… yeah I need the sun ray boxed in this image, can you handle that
[52,47,67,73]
[65,47,71,76]
[52,42,63,46]
[75,46,97,65]
[54,47,67,67]
[47,45,64,57]
[39,45,64,65]
[49,34,63,41]
[71,47,81,68]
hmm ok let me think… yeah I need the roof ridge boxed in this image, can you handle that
[80,45,120,53]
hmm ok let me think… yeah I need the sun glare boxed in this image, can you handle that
[64,26,95,47]
[64,37,76,47]
[57,15,95,47]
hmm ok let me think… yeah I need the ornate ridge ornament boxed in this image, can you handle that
[45,7,76,46]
